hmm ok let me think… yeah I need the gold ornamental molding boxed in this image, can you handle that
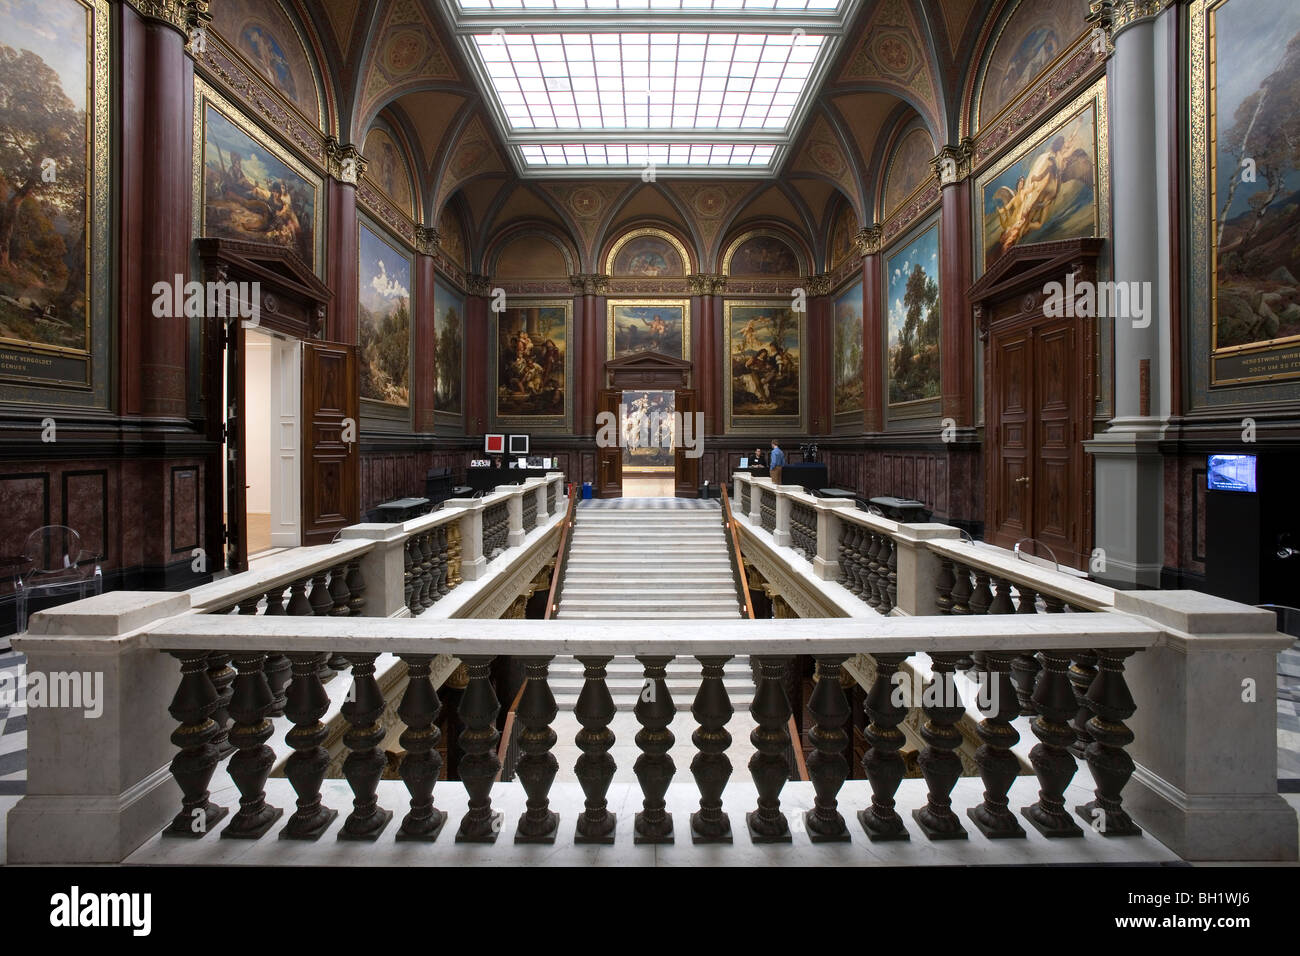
[124,0,209,36]
[687,273,727,295]
[569,273,611,295]
[324,138,367,184]
[852,225,882,258]
[465,273,493,296]
[416,226,441,257]
[1091,0,1177,43]
[930,139,974,186]
[803,273,834,298]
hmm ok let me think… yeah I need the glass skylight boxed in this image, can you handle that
[520,143,776,166]
[474,32,823,131]
[457,0,842,12]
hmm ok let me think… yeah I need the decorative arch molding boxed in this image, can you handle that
[362,113,420,220]
[602,225,696,279]
[485,222,582,279]
[822,190,861,274]
[720,224,811,280]
[878,117,937,222]
[431,111,508,222]
[788,107,868,223]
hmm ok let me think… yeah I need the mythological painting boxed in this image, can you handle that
[883,127,936,218]
[363,127,414,218]
[1208,0,1300,384]
[0,0,97,386]
[608,231,686,277]
[358,222,411,408]
[725,233,801,277]
[978,0,1090,128]
[886,223,940,407]
[834,280,864,416]
[200,96,318,270]
[977,86,1104,273]
[494,300,570,429]
[434,280,463,417]
[829,202,856,270]
[211,0,321,124]
[726,301,803,429]
[620,389,675,472]
[608,300,689,359]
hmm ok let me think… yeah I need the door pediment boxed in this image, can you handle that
[605,350,692,389]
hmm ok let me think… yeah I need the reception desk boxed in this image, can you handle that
[778,462,829,492]
[465,467,555,494]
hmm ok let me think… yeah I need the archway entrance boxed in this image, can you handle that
[596,351,697,498]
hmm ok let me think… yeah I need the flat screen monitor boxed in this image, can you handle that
[739,457,749,468]
[1207,454,1257,493]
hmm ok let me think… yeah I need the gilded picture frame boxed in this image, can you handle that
[607,299,691,360]
[192,78,324,277]
[357,216,413,420]
[724,298,806,434]
[604,228,691,278]
[492,298,573,433]
[0,0,110,403]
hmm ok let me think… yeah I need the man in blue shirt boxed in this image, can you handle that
[768,440,786,484]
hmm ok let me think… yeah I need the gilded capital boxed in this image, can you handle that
[930,139,974,186]
[569,273,610,295]
[466,274,493,297]
[125,0,210,39]
[852,225,882,258]
[687,273,727,295]
[1107,0,1175,40]
[803,273,834,297]
[416,226,441,257]
[325,138,367,185]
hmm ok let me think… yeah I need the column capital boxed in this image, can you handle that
[687,273,727,295]
[123,0,210,39]
[324,138,367,184]
[415,225,441,257]
[1090,0,1175,45]
[930,138,974,186]
[852,225,882,258]
[569,273,610,295]
[803,273,834,297]
[466,273,493,296]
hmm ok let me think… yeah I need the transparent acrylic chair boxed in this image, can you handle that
[14,525,103,633]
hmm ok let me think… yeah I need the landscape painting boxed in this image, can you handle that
[496,301,570,426]
[201,101,317,269]
[358,223,411,408]
[727,301,802,425]
[434,280,463,416]
[833,280,864,415]
[886,224,941,406]
[610,233,684,277]
[1210,0,1300,378]
[608,300,688,359]
[979,98,1099,272]
[726,234,800,277]
[0,0,93,370]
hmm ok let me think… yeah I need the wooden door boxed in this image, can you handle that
[1031,319,1083,568]
[988,327,1032,554]
[301,340,359,545]
[225,321,248,573]
[674,388,699,497]
[596,388,622,497]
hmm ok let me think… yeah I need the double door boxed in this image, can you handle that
[596,387,698,498]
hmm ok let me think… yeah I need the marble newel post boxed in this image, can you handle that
[1083,1,1175,587]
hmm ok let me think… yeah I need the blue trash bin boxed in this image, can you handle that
[581,482,593,500]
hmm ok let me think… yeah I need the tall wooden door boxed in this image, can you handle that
[596,388,622,497]
[674,388,699,497]
[987,317,1091,570]
[225,320,248,573]
[301,340,359,545]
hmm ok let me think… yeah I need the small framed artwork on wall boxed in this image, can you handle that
[485,434,505,455]
[508,434,530,455]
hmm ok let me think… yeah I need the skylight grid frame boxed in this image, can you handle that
[438,0,861,177]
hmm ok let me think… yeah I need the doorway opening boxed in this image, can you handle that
[620,389,676,498]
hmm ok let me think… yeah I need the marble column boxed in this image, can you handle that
[1083,1,1176,587]
[854,227,884,433]
[413,229,439,433]
[324,140,366,346]
[466,274,492,435]
[931,141,975,428]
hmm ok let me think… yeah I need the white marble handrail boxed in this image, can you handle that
[927,538,1116,612]
[138,611,1161,656]
[186,539,375,614]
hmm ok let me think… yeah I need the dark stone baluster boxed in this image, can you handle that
[309,570,332,617]
[403,538,416,613]
[222,652,282,838]
[346,558,366,615]
[516,657,561,843]
[163,650,228,837]
[989,576,1015,614]
[427,530,444,600]
[689,655,733,844]
[885,538,898,611]
[455,656,503,842]
[286,578,312,616]
[950,562,972,614]
[837,526,851,589]
[935,556,955,614]
[338,653,392,840]
[418,532,435,611]
[633,655,676,843]
[280,652,337,840]
[859,653,910,841]
[1021,650,1084,837]
[328,563,350,616]
[1076,649,1142,836]
[1043,593,1067,614]
[1010,586,1040,715]
[805,655,851,842]
[912,652,967,840]
[260,588,291,717]
[865,532,882,607]
[207,651,235,757]
[1016,584,1039,613]
[967,650,1026,838]
[574,655,617,844]
[969,571,992,615]
[436,527,451,597]
[396,654,446,841]
[263,588,286,614]
[748,656,793,843]
[848,527,866,596]
[1068,650,1099,759]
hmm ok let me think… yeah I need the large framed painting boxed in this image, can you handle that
[493,299,572,431]
[722,231,803,277]
[358,221,411,411]
[1194,0,1300,388]
[434,279,464,420]
[606,229,688,277]
[885,220,941,409]
[975,78,1108,275]
[725,300,804,432]
[621,389,677,473]
[194,79,322,274]
[833,279,864,418]
[607,299,690,359]
[0,0,110,401]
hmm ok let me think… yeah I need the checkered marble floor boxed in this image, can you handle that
[578,497,721,510]
[0,649,26,796]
